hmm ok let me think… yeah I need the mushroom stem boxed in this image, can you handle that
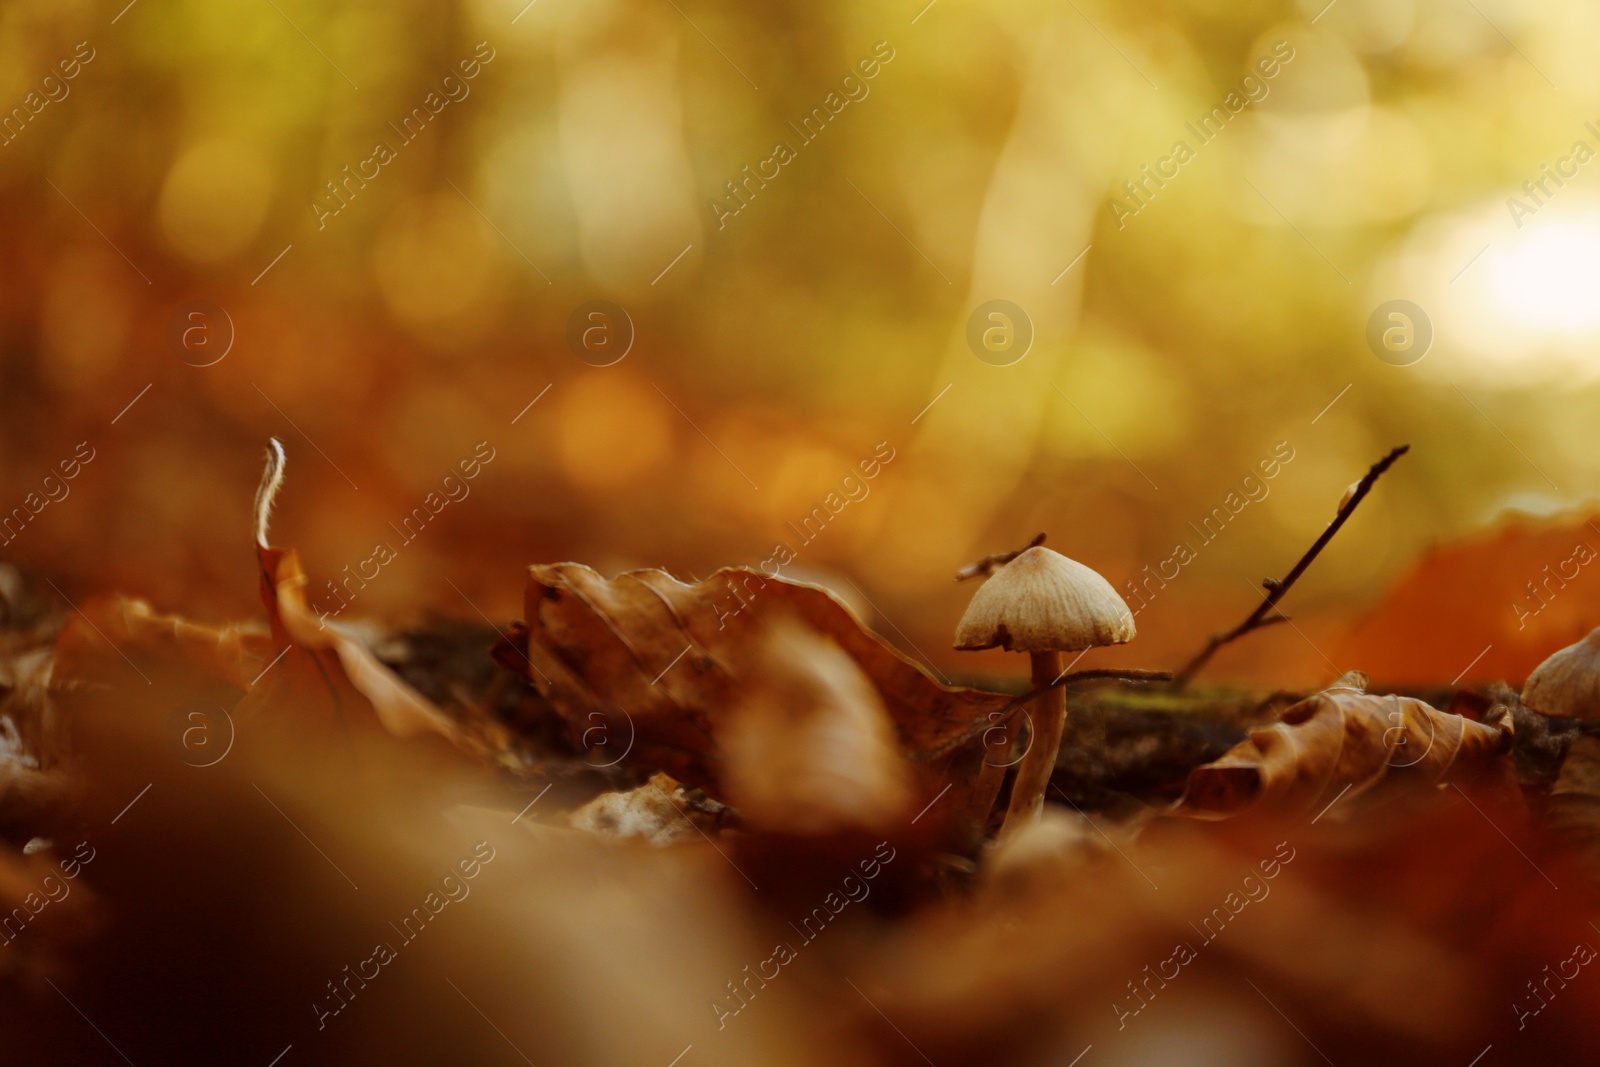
[1003,650,1066,830]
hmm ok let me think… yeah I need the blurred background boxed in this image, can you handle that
[3,0,1599,689]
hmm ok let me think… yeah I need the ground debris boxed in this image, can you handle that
[569,772,731,845]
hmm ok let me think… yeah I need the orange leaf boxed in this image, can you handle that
[1339,510,1600,686]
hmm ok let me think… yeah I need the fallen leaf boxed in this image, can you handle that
[720,619,914,834]
[1338,509,1600,686]
[511,562,1008,800]
[53,595,271,694]
[1176,682,1513,819]
[249,440,520,766]
[262,547,470,742]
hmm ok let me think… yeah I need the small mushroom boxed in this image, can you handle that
[954,545,1135,832]
[1522,627,1600,720]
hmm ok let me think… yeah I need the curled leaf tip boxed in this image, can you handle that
[254,438,286,550]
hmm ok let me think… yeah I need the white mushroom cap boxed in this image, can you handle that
[954,546,1135,653]
[1522,627,1600,720]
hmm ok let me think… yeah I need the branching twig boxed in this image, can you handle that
[956,532,1046,582]
[1171,444,1410,688]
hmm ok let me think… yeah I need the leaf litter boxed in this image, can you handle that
[4,441,1600,1064]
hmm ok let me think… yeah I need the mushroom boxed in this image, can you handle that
[955,545,1135,830]
[1522,627,1600,720]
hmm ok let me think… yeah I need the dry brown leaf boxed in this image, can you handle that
[510,562,1007,800]
[260,545,469,745]
[53,596,272,694]
[1176,683,1513,819]
[720,620,913,834]
[250,440,517,764]
[51,444,507,769]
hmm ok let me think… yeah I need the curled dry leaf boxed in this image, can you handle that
[251,440,511,762]
[54,442,509,767]
[255,440,453,742]
[1176,684,1514,819]
[509,562,1008,800]
[260,547,468,745]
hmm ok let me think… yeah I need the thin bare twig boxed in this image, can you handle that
[957,532,1046,582]
[1171,444,1409,688]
